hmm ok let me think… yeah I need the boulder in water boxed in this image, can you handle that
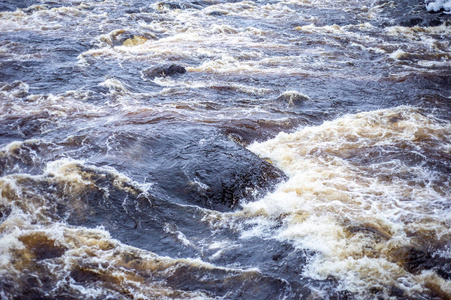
[142,64,187,79]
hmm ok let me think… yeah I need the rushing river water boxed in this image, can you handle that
[1,0,450,299]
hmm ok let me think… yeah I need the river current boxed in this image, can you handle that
[0,0,450,299]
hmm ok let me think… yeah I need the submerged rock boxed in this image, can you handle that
[276,91,310,107]
[138,125,286,211]
[122,35,148,47]
[99,29,156,47]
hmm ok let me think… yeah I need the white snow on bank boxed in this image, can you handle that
[425,0,451,13]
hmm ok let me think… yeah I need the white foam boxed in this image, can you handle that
[243,106,451,297]
[389,49,407,60]
[99,77,129,95]
[0,209,227,299]
[0,222,26,267]
[426,0,451,13]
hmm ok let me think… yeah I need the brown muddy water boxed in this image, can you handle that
[0,0,450,299]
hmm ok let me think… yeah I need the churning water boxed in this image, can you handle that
[0,0,450,299]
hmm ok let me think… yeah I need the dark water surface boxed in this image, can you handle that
[1,0,450,299]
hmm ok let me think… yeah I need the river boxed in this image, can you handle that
[0,0,450,299]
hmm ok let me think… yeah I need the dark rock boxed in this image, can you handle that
[156,1,207,10]
[209,11,228,16]
[142,64,186,79]
[165,64,187,76]
[158,2,183,10]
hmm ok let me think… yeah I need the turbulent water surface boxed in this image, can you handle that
[1,0,450,299]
